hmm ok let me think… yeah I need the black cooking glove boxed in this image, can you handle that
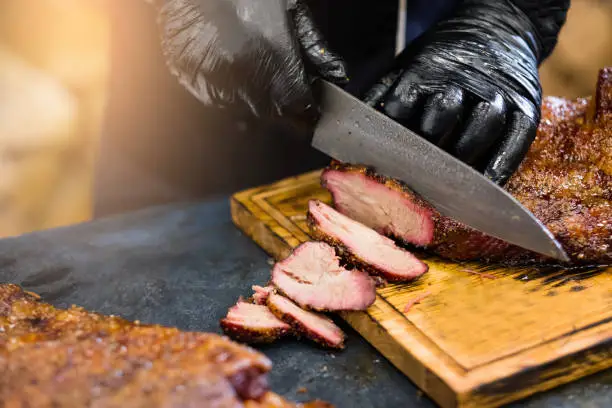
[364,0,569,185]
[152,0,348,134]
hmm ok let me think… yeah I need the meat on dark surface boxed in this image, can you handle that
[267,293,345,350]
[271,242,376,311]
[222,288,346,350]
[0,284,331,408]
[321,68,612,265]
[220,301,292,344]
[308,200,428,282]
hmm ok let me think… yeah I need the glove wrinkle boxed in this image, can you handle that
[156,0,347,138]
[510,0,570,61]
[290,0,349,85]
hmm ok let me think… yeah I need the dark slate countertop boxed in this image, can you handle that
[0,198,610,407]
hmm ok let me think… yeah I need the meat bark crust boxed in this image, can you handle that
[0,284,331,408]
[321,163,436,247]
[220,301,292,344]
[307,200,428,281]
[322,67,612,265]
[267,293,346,349]
[271,242,376,311]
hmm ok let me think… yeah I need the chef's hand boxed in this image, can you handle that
[152,0,348,133]
[364,0,569,185]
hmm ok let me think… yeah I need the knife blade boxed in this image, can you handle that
[311,80,569,262]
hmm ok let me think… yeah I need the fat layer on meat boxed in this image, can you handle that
[267,293,345,349]
[271,242,376,311]
[307,200,428,281]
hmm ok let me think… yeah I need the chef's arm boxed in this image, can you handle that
[510,0,570,62]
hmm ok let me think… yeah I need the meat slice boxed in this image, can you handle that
[252,285,274,305]
[267,293,345,349]
[271,242,376,311]
[220,301,292,344]
[308,200,428,282]
[223,285,347,350]
[321,68,612,265]
[322,163,435,247]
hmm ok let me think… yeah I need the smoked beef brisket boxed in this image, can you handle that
[322,68,612,265]
[0,284,331,408]
[220,300,292,344]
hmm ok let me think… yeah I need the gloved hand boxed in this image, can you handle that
[151,0,348,133]
[363,0,569,185]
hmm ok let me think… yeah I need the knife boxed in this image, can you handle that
[311,80,569,262]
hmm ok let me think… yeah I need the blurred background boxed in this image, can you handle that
[0,0,610,239]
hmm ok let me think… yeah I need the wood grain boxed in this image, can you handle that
[230,169,612,408]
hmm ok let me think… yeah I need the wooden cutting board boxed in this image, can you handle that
[230,169,612,408]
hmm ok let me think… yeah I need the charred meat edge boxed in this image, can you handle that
[307,200,428,282]
[271,242,377,312]
[220,301,292,344]
[267,293,345,350]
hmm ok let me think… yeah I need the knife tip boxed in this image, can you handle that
[550,246,571,264]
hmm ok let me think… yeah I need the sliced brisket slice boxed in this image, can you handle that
[308,200,428,282]
[271,242,376,311]
[220,301,292,344]
[267,293,345,349]
[252,285,274,305]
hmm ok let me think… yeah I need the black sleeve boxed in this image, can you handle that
[453,0,570,65]
[510,0,570,61]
